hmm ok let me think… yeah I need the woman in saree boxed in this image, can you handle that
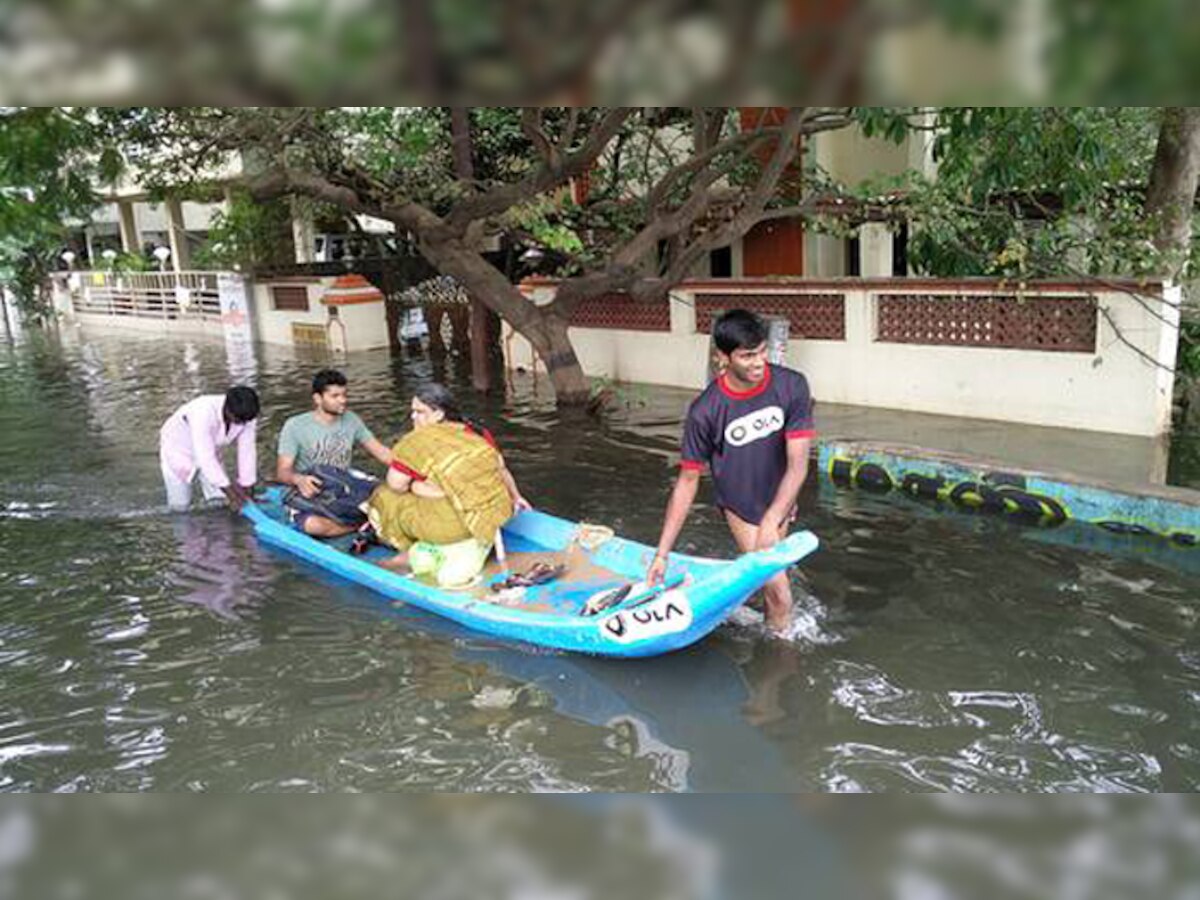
[366,383,530,576]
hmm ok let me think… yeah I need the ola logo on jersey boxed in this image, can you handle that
[724,405,784,447]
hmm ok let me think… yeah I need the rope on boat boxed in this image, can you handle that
[575,523,615,551]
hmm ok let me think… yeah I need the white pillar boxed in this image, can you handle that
[117,201,141,254]
[291,200,315,263]
[83,227,97,269]
[165,197,191,271]
[858,223,894,277]
[906,108,939,180]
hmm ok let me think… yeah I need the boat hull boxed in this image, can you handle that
[242,489,818,658]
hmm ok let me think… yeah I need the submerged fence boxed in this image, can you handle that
[64,271,224,322]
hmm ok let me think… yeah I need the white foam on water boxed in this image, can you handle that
[725,588,842,647]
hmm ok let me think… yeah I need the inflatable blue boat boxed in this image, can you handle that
[242,487,819,658]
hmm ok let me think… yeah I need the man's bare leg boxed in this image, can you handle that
[724,509,794,634]
[302,515,357,539]
[378,551,410,572]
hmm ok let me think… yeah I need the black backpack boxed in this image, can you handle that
[284,464,378,526]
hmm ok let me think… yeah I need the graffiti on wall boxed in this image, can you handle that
[826,456,1199,548]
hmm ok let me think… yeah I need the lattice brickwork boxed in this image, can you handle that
[568,293,671,331]
[694,293,846,340]
[876,294,1097,352]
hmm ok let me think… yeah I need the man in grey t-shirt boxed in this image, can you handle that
[276,368,392,537]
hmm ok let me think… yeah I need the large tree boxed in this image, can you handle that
[0,107,123,321]
[875,107,1200,285]
[118,106,858,404]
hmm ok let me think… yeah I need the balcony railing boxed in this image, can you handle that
[67,271,224,322]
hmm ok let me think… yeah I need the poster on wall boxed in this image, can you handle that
[217,272,258,382]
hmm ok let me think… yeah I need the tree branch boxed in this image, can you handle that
[442,106,634,233]
[1100,304,1177,374]
[555,108,855,310]
[521,108,557,166]
[645,126,775,213]
[562,108,583,149]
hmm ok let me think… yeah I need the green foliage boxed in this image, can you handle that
[192,190,296,270]
[0,108,119,321]
[504,200,585,256]
[854,107,918,145]
[109,252,153,273]
[1180,318,1200,379]
[0,238,59,322]
[588,375,648,411]
[903,107,1171,279]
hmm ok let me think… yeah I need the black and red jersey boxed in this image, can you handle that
[680,364,815,525]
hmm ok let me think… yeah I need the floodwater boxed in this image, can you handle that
[3,323,1200,799]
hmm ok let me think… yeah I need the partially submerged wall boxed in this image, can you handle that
[505,277,1180,437]
[249,274,390,353]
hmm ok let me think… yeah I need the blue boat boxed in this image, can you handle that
[242,487,819,658]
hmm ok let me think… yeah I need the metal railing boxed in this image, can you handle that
[68,271,224,322]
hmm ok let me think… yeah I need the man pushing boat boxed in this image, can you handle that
[159,386,260,512]
[647,309,816,634]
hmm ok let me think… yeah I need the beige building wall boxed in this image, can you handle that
[250,279,390,352]
[504,279,1178,437]
[815,127,913,189]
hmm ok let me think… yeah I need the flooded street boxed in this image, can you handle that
[3,324,1200,793]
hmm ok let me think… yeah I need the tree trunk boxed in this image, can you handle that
[469,297,492,391]
[528,312,590,405]
[449,107,475,182]
[414,235,591,405]
[1145,107,1200,281]
[449,106,494,393]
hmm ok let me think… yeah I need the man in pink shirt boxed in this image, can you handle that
[159,386,260,512]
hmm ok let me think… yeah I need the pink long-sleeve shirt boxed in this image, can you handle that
[159,394,257,489]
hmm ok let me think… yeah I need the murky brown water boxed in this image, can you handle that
[3,324,1200,796]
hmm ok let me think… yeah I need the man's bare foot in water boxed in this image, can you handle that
[762,573,794,635]
[378,551,409,572]
[725,509,793,635]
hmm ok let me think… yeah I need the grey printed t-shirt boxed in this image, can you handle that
[277,411,375,472]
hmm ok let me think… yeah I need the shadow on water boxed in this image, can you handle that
[4,327,1200,795]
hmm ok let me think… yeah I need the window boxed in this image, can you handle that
[845,234,861,277]
[892,222,909,277]
[709,246,733,278]
[272,285,309,311]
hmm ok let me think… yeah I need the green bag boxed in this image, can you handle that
[409,538,490,589]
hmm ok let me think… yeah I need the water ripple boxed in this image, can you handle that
[2,330,1200,792]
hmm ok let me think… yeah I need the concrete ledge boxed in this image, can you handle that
[818,439,1200,549]
[74,311,224,338]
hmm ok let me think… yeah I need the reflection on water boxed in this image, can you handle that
[3,326,1200,797]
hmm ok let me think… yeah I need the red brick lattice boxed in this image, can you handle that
[876,294,1097,352]
[694,293,846,340]
[568,293,671,331]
